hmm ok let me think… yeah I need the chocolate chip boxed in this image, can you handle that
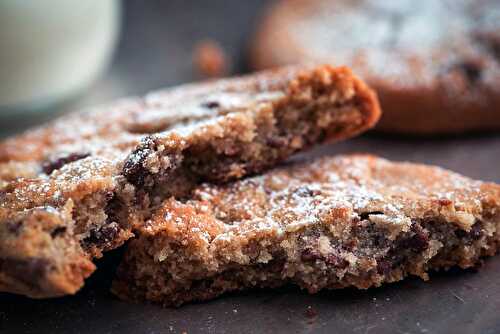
[201,101,220,109]
[84,224,120,248]
[105,191,115,201]
[5,221,22,235]
[446,60,483,85]
[295,186,321,197]
[325,254,348,268]
[376,259,392,275]
[50,226,67,238]
[42,153,90,175]
[372,234,387,248]
[104,195,122,225]
[266,136,288,148]
[100,225,119,241]
[459,61,483,83]
[454,222,482,241]
[400,228,429,252]
[301,248,322,262]
[267,258,285,273]
[454,229,468,238]
[122,147,152,186]
[470,222,483,240]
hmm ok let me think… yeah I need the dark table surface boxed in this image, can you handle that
[1,1,500,333]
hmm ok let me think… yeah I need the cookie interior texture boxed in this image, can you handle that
[112,155,500,307]
[251,0,500,134]
[0,65,380,298]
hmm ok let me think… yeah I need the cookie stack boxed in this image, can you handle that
[0,64,499,306]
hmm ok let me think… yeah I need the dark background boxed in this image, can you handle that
[1,1,500,333]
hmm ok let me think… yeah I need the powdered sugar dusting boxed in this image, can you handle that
[189,155,490,243]
[290,0,500,91]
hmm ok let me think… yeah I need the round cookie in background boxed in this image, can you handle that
[250,0,500,135]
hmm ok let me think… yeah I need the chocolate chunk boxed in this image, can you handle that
[123,145,153,186]
[376,259,392,275]
[454,222,482,241]
[100,225,120,242]
[372,234,387,248]
[454,229,467,238]
[325,254,348,268]
[105,195,122,225]
[458,61,483,83]
[266,136,288,148]
[400,227,429,252]
[267,258,285,273]
[5,221,22,235]
[50,226,67,238]
[445,60,483,85]
[85,224,120,248]
[295,186,321,197]
[201,101,220,109]
[470,222,483,240]
[42,153,90,175]
[301,248,322,262]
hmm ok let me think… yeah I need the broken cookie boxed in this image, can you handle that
[112,155,500,306]
[0,65,380,298]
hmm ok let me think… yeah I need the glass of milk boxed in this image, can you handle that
[0,0,121,118]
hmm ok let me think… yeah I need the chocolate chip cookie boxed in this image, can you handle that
[0,65,380,298]
[251,0,500,134]
[112,154,500,306]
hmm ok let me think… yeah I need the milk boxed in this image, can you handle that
[0,0,121,115]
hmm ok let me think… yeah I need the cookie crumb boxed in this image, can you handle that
[305,305,318,322]
[193,39,228,78]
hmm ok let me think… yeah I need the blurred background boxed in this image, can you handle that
[0,0,268,137]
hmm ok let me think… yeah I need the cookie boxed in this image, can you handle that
[112,154,500,307]
[193,39,229,78]
[251,0,500,134]
[0,65,380,298]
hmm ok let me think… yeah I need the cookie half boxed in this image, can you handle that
[0,65,380,298]
[112,154,500,307]
[251,0,500,134]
